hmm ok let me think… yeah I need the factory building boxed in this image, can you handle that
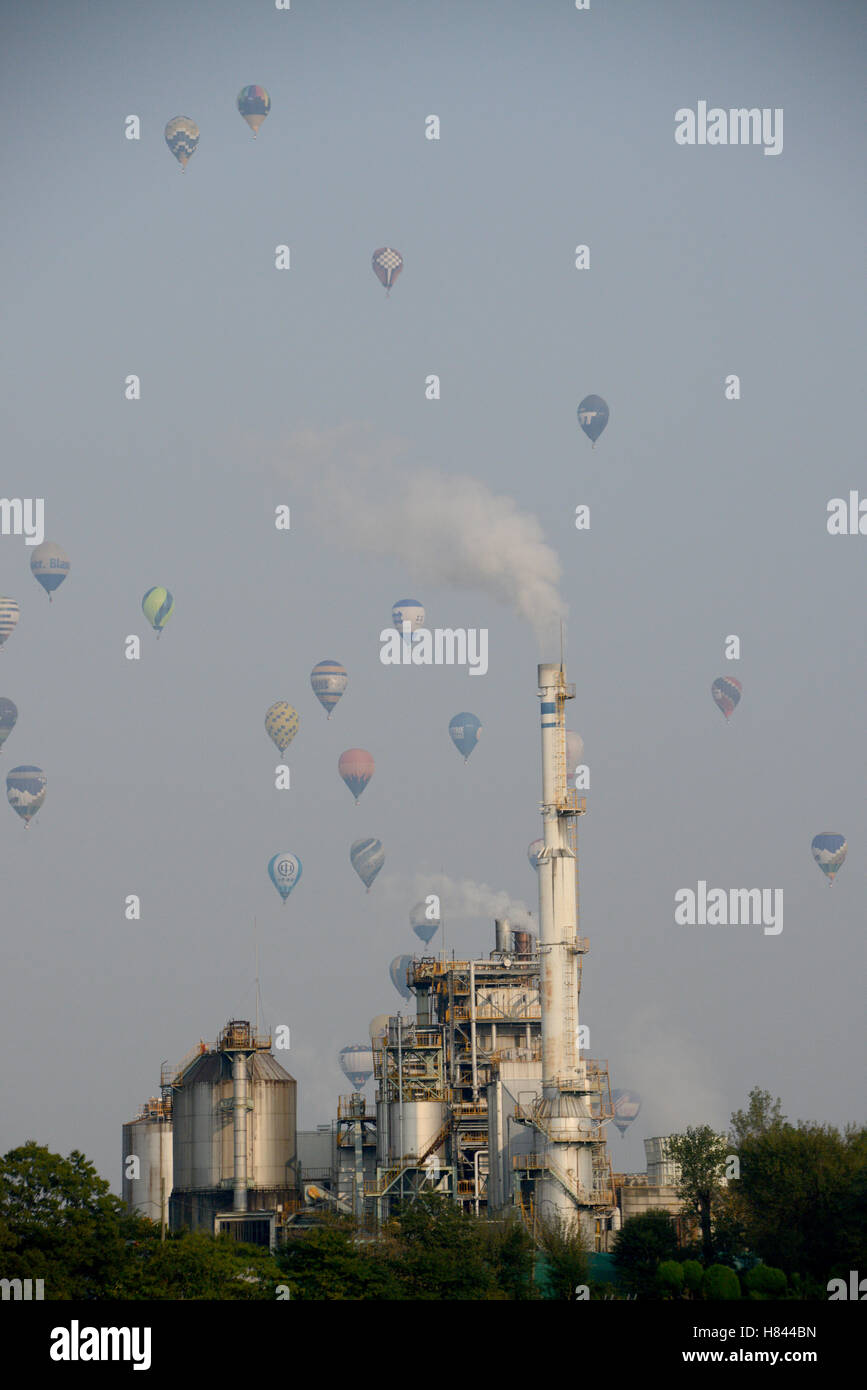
[122,1096,173,1227]
[163,1020,297,1247]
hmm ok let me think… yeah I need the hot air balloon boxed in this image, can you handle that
[237,84,270,136]
[389,954,414,1001]
[350,837,384,892]
[268,852,302,902]
[7,764,46,825]
[368,1015,390,1044]
[339,1044,375,1090]
[142,587,174,636]
[310,660,348,718]
[372,247,403,295]
[392,598,424,649]
[811,832,847,883]
[0,698,17,753]
[711,677,742,721]
[30,542,70,602]
[165,117,199,168]
[338,749,375,803]
[611,1089,642,1137]
[577,394,609,446]
[0,598,21,650]
[449,713,481,763]
[527,838,544,871]
[565,731,584,788]
[410,900,440,946]
[265,702,300,754]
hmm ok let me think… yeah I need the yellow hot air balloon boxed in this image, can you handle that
[265,701,300,753]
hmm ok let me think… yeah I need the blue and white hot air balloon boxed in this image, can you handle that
[268,852,302,902]
[449,712,481,763]
[310,660,348,718]
[410,899,440,946]
[811,833,847,884]
[7,764,46,825]
[30,542,70,602]
[339,1044,374,1090]
[0,598,21,650]
[350,837,384,892]
[527,839,544,871]
[611,1089,642,1137]
[392,598,424,649]
[577,394,609,446]
[0,698,17,753]
[389,954,414,1001]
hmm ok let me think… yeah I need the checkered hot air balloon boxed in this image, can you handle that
[372,247,403,295]
[237,85,270,136]
[165,117,199,169]
[0,598,20,649]
[310,660,348,718]
[265,702,300,754]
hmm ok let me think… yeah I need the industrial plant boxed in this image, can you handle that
[122,664,683,1248]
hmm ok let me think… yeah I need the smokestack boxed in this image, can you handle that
[232,1053,249,1212]
[494,918,512,953]
[513,930,533,959]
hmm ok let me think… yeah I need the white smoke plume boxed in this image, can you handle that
[281,426,566,646]
[382,872,536,932]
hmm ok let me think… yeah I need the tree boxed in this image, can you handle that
[535,1211,589,1299]
[119,1230,283,1300]
[682,1259,704,1298]
[730,1087,786,1146]
[656,1260,684,1299]
[278,1217,402,1300]
[702,1263,741,1300]
[612,1210,678,1297]
[667,1126,729,1263]
[393,1194,498,1299]
[743,1265,787,1300]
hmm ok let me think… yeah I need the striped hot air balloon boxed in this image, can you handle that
[711,676,742,721]
[350,837,384,892]
[310,660,348,718]
[0,598,20,650]
[142,587,174,636]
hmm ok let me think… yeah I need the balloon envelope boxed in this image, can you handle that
[0,698,17,752]
[7,764,46,824]
[410,899,440,945]
[389,954,414,1001]
[338,749,375,802]
[612,1088,642,1136]
[265,702,300,753]
[311,659,348,717]
[268,852,302,901]
[711,677,742,720]
[350,837,384,890]
[142,587,174,633]
[0,597,21,649]
[527,838,544,871]
[577,394,609,444]
[372,247,403,291]
[392,598,424,638]
[449,713,481,761]
[30,542,70,599]
[165,116,199,167]
[368,1015,390,1043]
[811,832,847,882]
[339,1044,374,1090]
[237,84,270,134]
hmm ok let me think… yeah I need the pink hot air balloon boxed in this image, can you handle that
[338,749,375,804]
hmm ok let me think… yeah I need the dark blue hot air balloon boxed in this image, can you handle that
[338,1044,374,1090]
[449,712,481,763]
[811,833,847,883]
[389,954,414,1001]
[411,900,440,945]
[577,394,609,446]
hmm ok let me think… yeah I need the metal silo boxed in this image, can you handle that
[122,1097,173,1226]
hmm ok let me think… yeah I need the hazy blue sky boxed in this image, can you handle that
[1,0,864,1189]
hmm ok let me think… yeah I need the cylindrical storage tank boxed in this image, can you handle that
[387,1100,447,1165]
[248,1052,296,1187]
[122,1101,172,1222]
[494,918,512,953]
[513,930,534,958]
[172,1049,296,1192]
[644,1136,680,1186]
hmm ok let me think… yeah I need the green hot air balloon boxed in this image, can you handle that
[142,587,174,637]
